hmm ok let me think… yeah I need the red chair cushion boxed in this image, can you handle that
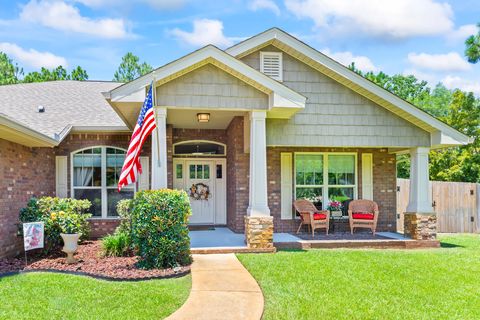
[313,213,327,220]
[352,213,374,220]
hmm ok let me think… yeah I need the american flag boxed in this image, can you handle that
[118,81,156,191]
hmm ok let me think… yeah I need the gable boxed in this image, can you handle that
[156,63,269,110]
[241,46,431,147]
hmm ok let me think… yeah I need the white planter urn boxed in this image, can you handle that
[61,233,79,264]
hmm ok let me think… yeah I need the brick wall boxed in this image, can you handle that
[267,147,397,233]
[0,138,56,258]
[226,117,250,232]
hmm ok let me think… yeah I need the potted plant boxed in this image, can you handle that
[327,201,343,218]
[57,211,86,264]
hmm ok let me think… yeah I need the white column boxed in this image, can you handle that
[247,111,270,216]
[151,107,168,189]
[406,147,433,213]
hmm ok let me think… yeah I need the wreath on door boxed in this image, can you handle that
[189,183,210,200]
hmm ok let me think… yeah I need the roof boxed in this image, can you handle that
[0,80,128,146]
[105,45,306,129]
[226,28,471,147]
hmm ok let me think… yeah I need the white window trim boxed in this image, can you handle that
[173,140,227,157]
[260,51,283,82]
[70,146,135,219]
[294,152,358,210]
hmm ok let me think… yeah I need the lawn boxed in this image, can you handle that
[238,234,480,320]
[0,272,191,320]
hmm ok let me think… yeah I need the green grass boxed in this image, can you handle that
[0,272,191,320]
[238,234,480,320]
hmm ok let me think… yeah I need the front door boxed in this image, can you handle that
[186,160,215,224]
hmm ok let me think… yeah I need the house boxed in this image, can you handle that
[0,28,470,257]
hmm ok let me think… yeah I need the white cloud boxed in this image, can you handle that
[170,19,233,48]
[74,0,186,10]
[284,0,453,39]
[322,48,378,72]
[20,0,130,39]
[407,52,471,72]
[248,0,281,16]
[447,24,478,42]
[442,75,480,95]
[0,42,67,68]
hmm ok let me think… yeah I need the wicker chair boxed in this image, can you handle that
[293,199,330,237]
[348,200,379,235]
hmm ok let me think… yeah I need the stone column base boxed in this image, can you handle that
[404,213,437,240]
[244,216,274,249]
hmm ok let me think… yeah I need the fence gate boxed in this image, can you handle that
[397,179,478,233]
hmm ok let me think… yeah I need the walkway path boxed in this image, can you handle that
[166,254,264,320]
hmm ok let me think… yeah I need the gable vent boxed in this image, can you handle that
[260,51,282,81]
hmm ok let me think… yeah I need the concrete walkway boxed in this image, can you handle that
[166,254,264,320]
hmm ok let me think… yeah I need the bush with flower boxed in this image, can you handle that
[326,200,343,212]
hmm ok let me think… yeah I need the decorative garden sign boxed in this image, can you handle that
[23,222,44,251]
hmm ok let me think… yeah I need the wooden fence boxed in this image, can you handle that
[397,178,480,233]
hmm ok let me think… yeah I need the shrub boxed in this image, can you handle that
[102,232,132,257]
[19,197,92,252]
[130,189,192,269]
[116,199,133,234]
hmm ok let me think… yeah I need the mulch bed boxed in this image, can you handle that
[0,241,190,281]
[295,231,390,241]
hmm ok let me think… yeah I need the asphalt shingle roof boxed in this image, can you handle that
[0,80,126,139]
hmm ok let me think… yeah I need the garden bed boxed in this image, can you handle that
[0,241,190,281]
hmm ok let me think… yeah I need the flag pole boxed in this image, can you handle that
[153,76,161,168]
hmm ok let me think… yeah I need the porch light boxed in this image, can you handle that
[197,113,210,123]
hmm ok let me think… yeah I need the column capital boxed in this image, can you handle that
[154,106,167,116]
[250,110,267,119]
[410,147,430,155]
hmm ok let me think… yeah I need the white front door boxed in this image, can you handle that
[186,160,215,224]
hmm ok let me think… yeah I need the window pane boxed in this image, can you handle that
[204,165,210,179]
[176,164,183,179]
[189,165,195,179]
[216,164,222,179]
[328,187,354,203]
[107,189,134,217]
[174,141,225,155]
[295,154,323,185]
[73,153,101,187]
[196,165,203,179]
[106,152,126,187]
[296,187,323,208]
[74,189,101,217]
[328,155,355,185]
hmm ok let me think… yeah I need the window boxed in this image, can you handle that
[294,153,356,209]
[189,164,210,179]
[173,140,226,156]
[260,52,283,81]
[72,147,134,218]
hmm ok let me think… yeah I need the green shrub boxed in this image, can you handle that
[19,197,92,252]
[130,189,192,269]
[116,199,133,234]
[102,232,132,257]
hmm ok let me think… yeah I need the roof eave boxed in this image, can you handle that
[0,114,59,147]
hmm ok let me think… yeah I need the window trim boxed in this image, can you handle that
[173,140,227,157]
[294,152,358,210]
[260,51,283,82]
[70,146,135,219]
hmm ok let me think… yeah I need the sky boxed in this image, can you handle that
[0,0,479,94]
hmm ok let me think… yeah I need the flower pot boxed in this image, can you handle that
[61,233,79,264]
[330,210,343,218]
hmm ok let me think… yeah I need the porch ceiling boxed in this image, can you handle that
[167,109,246,129]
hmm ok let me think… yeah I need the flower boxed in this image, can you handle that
[327,201,342,211]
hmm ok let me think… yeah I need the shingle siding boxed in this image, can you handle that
[241,45,431,147]
[156,64,269,110]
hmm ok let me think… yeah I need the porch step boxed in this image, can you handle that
[191,246,276,254]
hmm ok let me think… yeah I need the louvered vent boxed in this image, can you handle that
[260,52,282,81]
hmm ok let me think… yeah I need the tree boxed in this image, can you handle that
[0,52,23,85]
[465,23,480,63]
[23,66,89,83]
[113,52,152,82]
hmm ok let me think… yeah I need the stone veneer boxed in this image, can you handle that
[404,213,437,240]
[244,216,274,249]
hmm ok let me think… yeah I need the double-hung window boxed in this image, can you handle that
[72,147,134,218]
[294,153,357,209]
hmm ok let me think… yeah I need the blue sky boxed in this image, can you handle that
[0,0,479,94]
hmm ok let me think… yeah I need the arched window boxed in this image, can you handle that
[173,140,226,156]
[72,147,134,218]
